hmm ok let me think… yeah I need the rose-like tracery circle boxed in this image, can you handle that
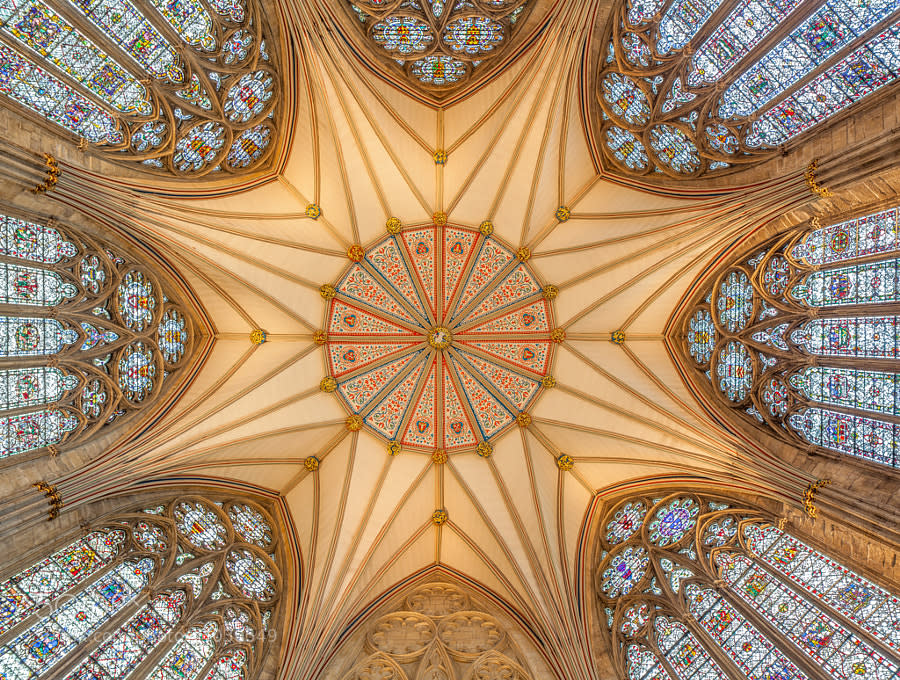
[323,224,556,452]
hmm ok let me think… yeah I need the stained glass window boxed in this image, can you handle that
[597,0,900,178]
[0,210,192,461]
[342,1,532,91]
[599,491,898,680]
[0,495,279,680]
[684,204,900,469]
[0,0,279,176]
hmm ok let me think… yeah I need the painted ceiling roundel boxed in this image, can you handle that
[323,223,556,453]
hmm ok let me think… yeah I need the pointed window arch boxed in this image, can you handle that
[0,208,196,462]
[0,495,281,680]
[596,0,900,178]
[597,491,899,680]
[340,1,534,93]
[0,0,280,176]
[682,204,900,470]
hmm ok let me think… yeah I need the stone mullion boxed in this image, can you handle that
[445,346,520,416]
[727,8,900,132]
[353,259,432,330]
[394,349,436,443]
[665,594,747,680]
[392,235,436,327]
[447,258,519,328]
[451,291,545,333]
[330,292,424,335]
[744,539,900,663]
[444,357,487,445]
[329,341,426,384]
[357,350,428,419]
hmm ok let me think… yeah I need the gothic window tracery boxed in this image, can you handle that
[596,0,900,179]
[0,209,194,461]
[683,204,900,470]
[597,491,899,680]
[342,1,533,93]
[0,495,281,680]
[0,0,280,176]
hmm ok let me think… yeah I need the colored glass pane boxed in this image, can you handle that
[601,546,649,597]
[176,562,214,599]
[762,377,789,416]
[789,366,899,416]
[606,126,649,170]
[601,73,651,125]
[657,0,724,54]
[0,217,76,264]
[147,0,214,50]
[174,501,228,550]
[443,16,504,54]
[763,255,791,296]
[687,583,810,680]
[718,551,899,679]
[0,263,76,306]
[226,125,270,169]
[626,0,666,26]
[173,122,226,172]
[0,317,76,357]
[788,407,897,467]
[622,32,651,66]
[118,342,156,401]
[227,504,272,547]
[716,340,752,401]
[701,516,737,547]
[117,271,156,331]
[0,367,76,409]
[606,501,647,545]
[790,316,900,359]
[649,124,700,173]
[410,55,466,85]
[157,310,187,363]
[224,71,272,123]
[203,650,247,680]
[0,530,124,636]
[654,615,726,679]
[372,16,434,54]
[134,521,168,552]
[0,408,79,458]
[794,258,899,307]
[687,309,715,364]
[717,270,753,331]
[744,524,900,651]
[648,497,699,547]
[626,644,673,680]
[621,603,650,637]
[225,550,275,601]
[145,620,217,680]
[792,207,900,266]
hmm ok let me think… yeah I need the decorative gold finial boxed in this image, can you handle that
[77,138,88,151]
[433,211,448,226]
[433,150,448,165]
[432,509,448,525]
[250,329,267,345]
[305,203,322,219]
[320,377,337,393]
[432,449,448,464]
[346,414,363,432]
[542,284,559,300]
[386,217,402,235]
[304,456,320,471]
[313,330,328,345]
[541,375,556,389]
[388,442,402,456]
[516,412,532,428]
[555,206,571,222]
[34,481,63,520]
[319,284,336,299]
[31,154,61,195]
[476,441,493,458]
[479,220,494,236]
[516,246,531,262]
[802,479,831,518]
[810,216,822,229]
[804,160,832,198]
[610,330,626,345]
[777,517,788,531]
[47,445,60,457]
[347,244,365,262]
[550,328,566,343]
[556,454,574,471]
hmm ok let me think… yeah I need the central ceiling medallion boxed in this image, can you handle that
[322,224,556,453]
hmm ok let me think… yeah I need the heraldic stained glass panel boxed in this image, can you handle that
[0,496,280,680]
[0,0,280,175]
[599,492,899,680]
[597,0,900,178]
[0,210,192,461]
[684,204,900,469]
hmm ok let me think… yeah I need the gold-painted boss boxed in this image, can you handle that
[347,244,365,262]
[516,412,532,427]
[557,454,574,471]
[320,377,337,393]
[542,284,559,300]
[346,414,363,432]
[305,204,322,220]
[516,247,531,262]
[479,220,494,236]
[542,375,556,389]
[476,442,493,458]
[304,456,320,471]
[433,150,448,165]
[250,329,267,345]
[313,330,328,345]
[550,328,567,344]
[432,449,448,464]
[432,509,448,525]
[555,206,571,222]
[386,217,402,234]
[610,330,626,345]
[319,284,336,300]
[433,211,448,226]
[388,442,402,456]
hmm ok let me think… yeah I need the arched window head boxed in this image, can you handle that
[340,1,534,94]
[597,491,899,680]
[681,204,900,470]
[0,494,282,680]
[595,0,900,180]
[0,208,196,462]
[0,0,280,177]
